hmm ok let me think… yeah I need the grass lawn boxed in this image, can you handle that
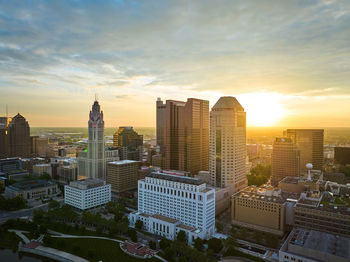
[44,237,160,262]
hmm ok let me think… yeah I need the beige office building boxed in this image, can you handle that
[284,129,324,173]
[271,137,300,186]
[209,96,247,191]
[156,98,209,176]
[231,185,292,235]
[106,160,139,193]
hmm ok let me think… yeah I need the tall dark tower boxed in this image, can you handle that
[7,113,31,158]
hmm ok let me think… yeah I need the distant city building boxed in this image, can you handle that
[57,165,78,184]
[21,157,46,173]
[284,129,324,173]
[113,126,143,161]
[5,179,59,200]
[31,136,48,157]
[7,113,31,158]
[334,147,350,165]
[0,157,29,181]
[209,96,248,191]
[129,171,216,244]
[64,178,111,210]
[106,160,139,193]
[156,98,209,176]
[0,117,10,158]
[271,137,300,186]
[33,164,52,176]
[279,228,350,262]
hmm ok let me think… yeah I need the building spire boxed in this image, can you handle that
[95,93,98,101]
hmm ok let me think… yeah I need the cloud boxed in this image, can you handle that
[0,0,350,126]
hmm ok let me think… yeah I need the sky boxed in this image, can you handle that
[0,0,350,127]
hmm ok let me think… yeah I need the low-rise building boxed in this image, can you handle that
[279,228,350,262]
[64,178,111,210]
[5,179,59,200]
[231,185,299,236]
[106,160,139,193]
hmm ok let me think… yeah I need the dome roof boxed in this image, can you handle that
[212,96,244,111]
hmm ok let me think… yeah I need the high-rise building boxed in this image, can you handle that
[209,97,248,191]
[156,98,166,154]
[0,117,10,158]
[7,113,31,158]
[284,129,324,173]
[77,101,119,180]
[156,98,209,176]
[334,147,350,165]
[271,137,300,186]
[128,171,216,244]
[87,100,105,179]
[31,136,49,157]
[113,126,143,161]
[106,160,139,193]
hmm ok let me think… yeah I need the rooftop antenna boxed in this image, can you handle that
[6,104,8,118]
[95,93,98,101]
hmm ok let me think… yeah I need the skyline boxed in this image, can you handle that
[1,0,350,127]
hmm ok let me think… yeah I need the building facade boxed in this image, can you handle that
[231,185,293,236]
[64,179,111,210]
[113,126,143,161]
[31,136,48,157]
[209,96,248,191]
[271,137,300,186]
[284,129,324,173]
[0,117,10,158]
[106,160,139,193]
[156,98,209,176]
[7,113,31,158]
[5,179,59,200]
[129,171,216,244]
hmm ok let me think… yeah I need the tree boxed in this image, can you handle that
[149,240,156,250]
[224,236,238,250]
[105,201,116,213]
[48,200,59,210]
[159,238,171,250]
[43,234,52,245]
[216,222,223,233]
[208,238,223,253]
[135,219,143,230]
[128,228,137,242]
[176,230,187,242]
[240,228,248,239]
[164,247,174,260]
[194,237,204,251]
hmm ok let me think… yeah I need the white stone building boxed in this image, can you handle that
[129,171,216,244]
[64,178,111,210]
[209,96,248,192]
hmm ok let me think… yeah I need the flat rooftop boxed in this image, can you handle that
[234,185,299,204]
[151,214,178,224]
[68,178,106,190]
[147,171,204,186]
[108,160,139,165]
[9,179,55,191]
[288,228,349,259]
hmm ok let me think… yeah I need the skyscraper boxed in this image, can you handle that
[271,137,300,186]
[7,113,31,158]
[87,100,105,179]
[156,98,209,176]
[209,97,247,191]
[284,129,324,173]
[0,117,10,158]
[113,126,143,161]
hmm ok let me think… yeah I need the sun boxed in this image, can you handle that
[237,92,287,127]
